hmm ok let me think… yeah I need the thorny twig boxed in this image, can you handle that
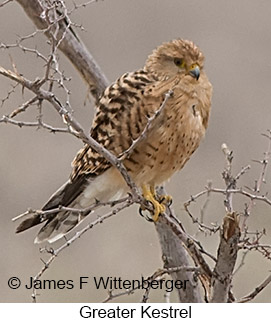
[244,130,271,220]
[0,83,18,107]
[0,115,70,133]
[8,96,39,118]
[184,134,271,231]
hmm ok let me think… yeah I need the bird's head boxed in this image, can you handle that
[145,39,205,81]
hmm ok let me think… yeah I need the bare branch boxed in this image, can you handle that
[0,82,18,107]
[234,165,251,182]
[8,96,38,118]
[156,194,212,302]
[221,143,235,212]
[244,130,271,220]
[184,197,220,235]
[15,0,108,103]
[71,0,99,10]
[0,115,70,133]
[239,273,271,303]
[208,187,271,207]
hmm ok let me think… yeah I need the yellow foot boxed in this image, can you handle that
[140,185,167,222]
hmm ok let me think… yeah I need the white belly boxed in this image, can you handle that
[78,168,128,208]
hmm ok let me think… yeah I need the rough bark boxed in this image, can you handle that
[156,213,203,302]
[210,212,240,302]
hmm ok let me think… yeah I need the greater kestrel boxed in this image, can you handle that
[15,39,212,243]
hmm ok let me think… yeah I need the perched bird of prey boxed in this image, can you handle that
[15,39,212,243]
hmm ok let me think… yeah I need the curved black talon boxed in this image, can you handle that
[159,196,173,207]
[139,206,145,217]
[139,206,154,222]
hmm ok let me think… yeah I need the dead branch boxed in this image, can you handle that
[156,188,211,302]
[210,212,240,302]
[16,0,109,103]
[183,138,271,302]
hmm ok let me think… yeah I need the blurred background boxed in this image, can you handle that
[0,0,271,302]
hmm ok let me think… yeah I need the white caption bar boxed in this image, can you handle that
[0,303,268,322]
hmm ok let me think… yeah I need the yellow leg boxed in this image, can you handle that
[142,184,166,222]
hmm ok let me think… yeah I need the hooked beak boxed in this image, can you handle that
[188,64,200,80]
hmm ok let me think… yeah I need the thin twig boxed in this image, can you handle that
[244,131,271,219]
[0,0,13,7]
[0,115,70,133]
[233,250,249,276]
[8,96,38,118]
[239,273,271,303]
[208,187,271,207]
[1,83,18,107]
[12,195,130,222]
[120,90,173,159]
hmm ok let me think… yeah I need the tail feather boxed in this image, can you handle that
[16,214,47,233]
[34,210,88,243]
[15,168,126,243]
[15,175,90,243]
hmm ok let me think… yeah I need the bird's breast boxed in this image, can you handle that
[124,93,207,187]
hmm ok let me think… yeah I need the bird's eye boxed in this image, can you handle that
[174,58,185,68]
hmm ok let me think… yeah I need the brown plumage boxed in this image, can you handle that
[15,39,212,243]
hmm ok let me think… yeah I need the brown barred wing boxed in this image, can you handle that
[70,69,158,180]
